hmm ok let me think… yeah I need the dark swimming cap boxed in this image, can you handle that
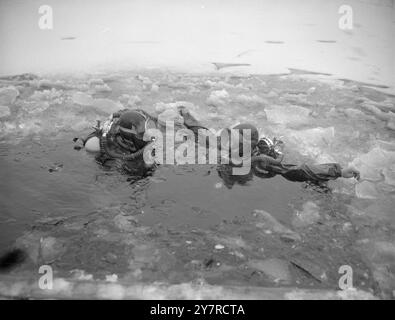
[118,110,148,141]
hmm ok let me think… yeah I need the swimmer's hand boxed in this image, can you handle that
[341,166,360,180]
[177,106,206,128]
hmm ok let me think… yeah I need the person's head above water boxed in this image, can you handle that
[83,110,151,153]
[118,110,148,141]
[223,123,259,157]
[117,110,156,150]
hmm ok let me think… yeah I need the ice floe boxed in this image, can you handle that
[248,258,291,283]
[292,201,321,228]
[206,89,229,107]
[72,92,94,106]
[72,92,123,114]
[0,106,11,118]
[234,94,267,108]
[350,146,395,182]
[88,78,105,86]
[151,83,159,92]
[383,165,395,186]
[285,126,335,160]
[93,83,112,93]
[157,108,184,126]
[355,181,380,199]
[265,105,311,126]
[252,209,301,241]
[0,86,19,105]
[127,95,142,107]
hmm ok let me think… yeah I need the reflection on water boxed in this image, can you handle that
[0,135,310,248]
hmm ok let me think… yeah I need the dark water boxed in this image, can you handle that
[0,134,382,296]
[0,136,128,251]
[0,134,306,251]
[141,165,304,229]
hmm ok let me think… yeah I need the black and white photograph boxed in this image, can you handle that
[0,0,394,304]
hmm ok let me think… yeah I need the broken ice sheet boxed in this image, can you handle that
[265,105,312,126]
[253,209,301,241]
[1,71,395,298]
[248,258,291,284]
[350,147,395,182]
[0,105,11,118]
[292,201,320,228]
[355,181,379,199]
[0,86,19,105]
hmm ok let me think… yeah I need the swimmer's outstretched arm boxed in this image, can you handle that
[177,106,208,131]
[252,154,360,183]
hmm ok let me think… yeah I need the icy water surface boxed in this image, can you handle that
[0,135,306,250]
[0,70,395,299]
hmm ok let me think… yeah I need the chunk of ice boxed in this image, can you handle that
[265,105,311,125]
[383,165,395,186]
[292,201,320,228]
[234,94,267,107]
[88,78,104,86]
[355,181,379,199]
[0,106,10,118]
[248,258,291,283]
[285,126,335,159]
[157,109,184,126]
[350,147,395,181]
[127,95,142,107]
[206,89,229,107]
[92,99,123,114]
[252,209,301,241]
[0,86,19,105]
[72,92,94,106]
[93,83,112,93]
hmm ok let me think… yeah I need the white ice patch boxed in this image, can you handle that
[155,101,197,114]
[383,165,395,186]
[355,181,379,199]
[88,78,105,86]
[72,92,123,114]
[265,105,311,125]
[285,127,335,160]
[0,86,19,105]
[350,146,395,182]
[70,269,94,281]
[0,105,11,118]
[206,89,229,107]
[93,83,112,93]
[127,95,142,107]
[155,101,199,126]
[157,109,184,126]
[30,88,64,105]
[105,274,118,283]
[234,94,267,108]
[292,201,321,228]
[72,92,94,106]
[248,258,291,283]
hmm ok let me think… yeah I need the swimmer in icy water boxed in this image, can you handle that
[76,106,360,185]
